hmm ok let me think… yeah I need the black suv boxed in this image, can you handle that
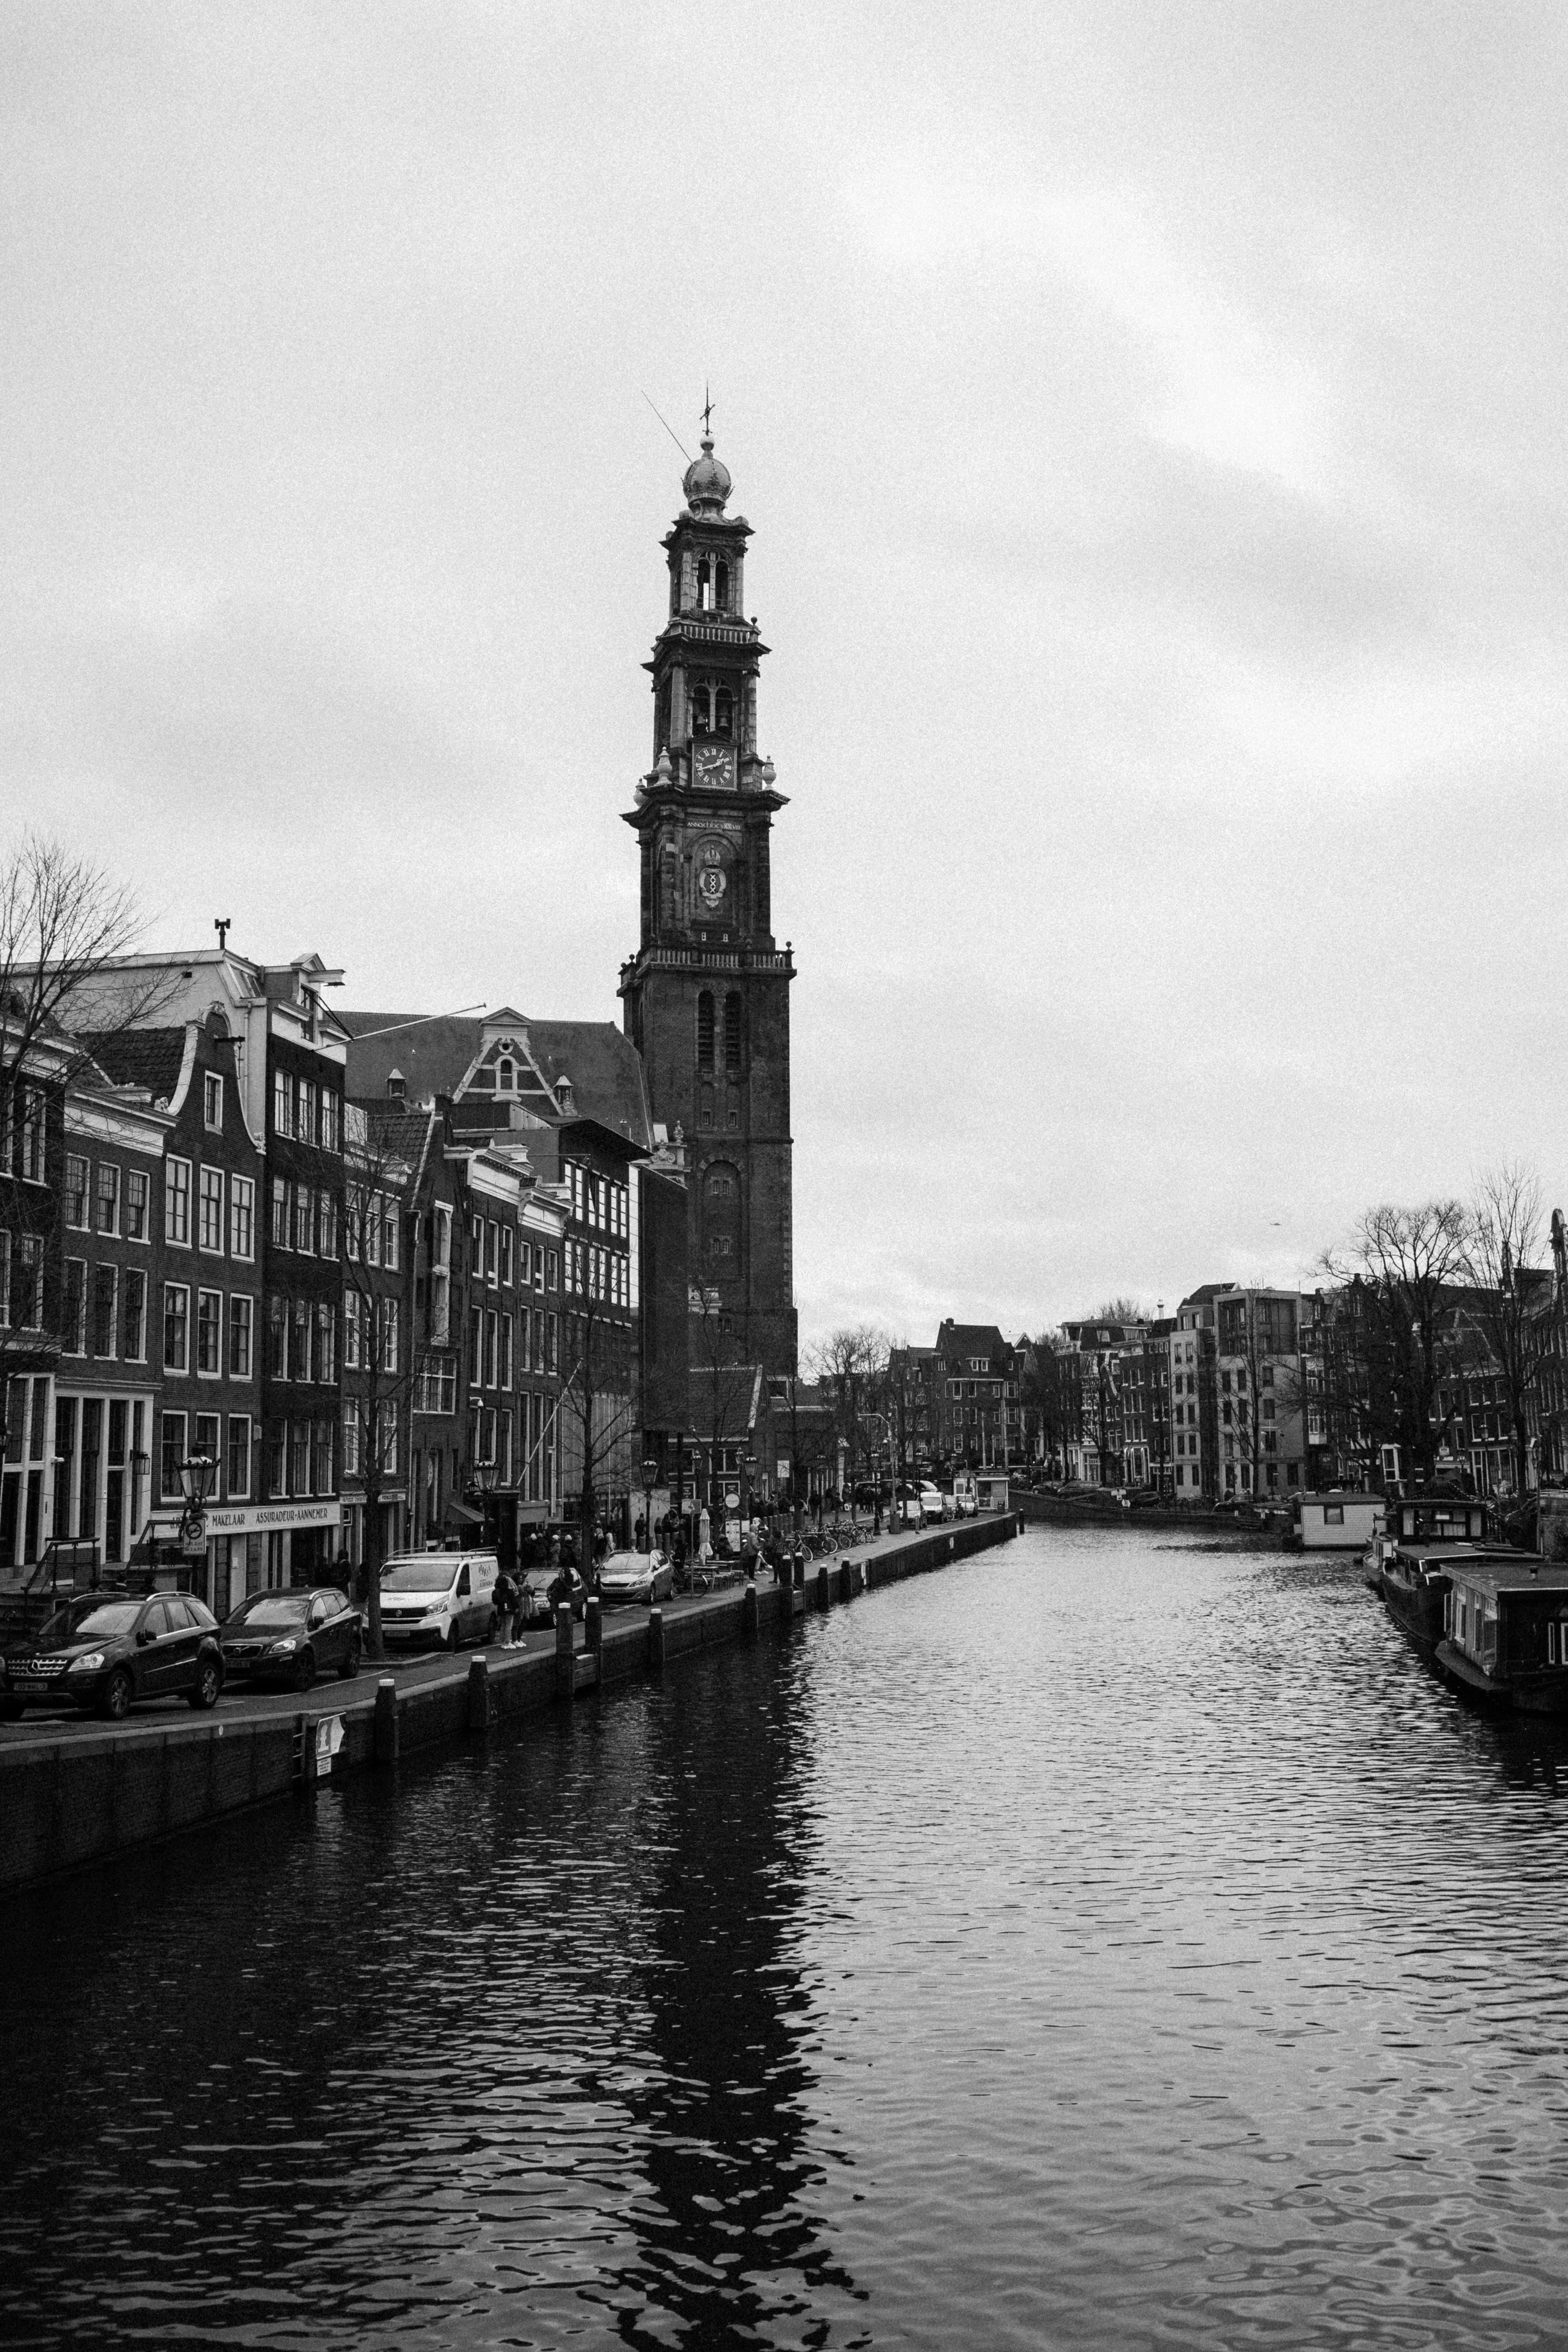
[1,1592,225,1721]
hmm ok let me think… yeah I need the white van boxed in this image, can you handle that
[377,1551,499,1652]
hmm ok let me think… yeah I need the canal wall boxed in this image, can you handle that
[1018,1490,1283,1538]
[0,1512,1020,1891]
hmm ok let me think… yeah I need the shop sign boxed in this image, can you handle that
[205,1499,344,1536]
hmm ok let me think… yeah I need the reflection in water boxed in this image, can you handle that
[6,1526,1568,2348]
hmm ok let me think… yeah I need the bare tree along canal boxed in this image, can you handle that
[7,1523,1568,2350]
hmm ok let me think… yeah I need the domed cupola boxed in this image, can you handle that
[682,434,732,518]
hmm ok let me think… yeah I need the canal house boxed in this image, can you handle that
[1438,1556,1568,1712]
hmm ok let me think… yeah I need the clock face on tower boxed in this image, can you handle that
[693,741,736,791]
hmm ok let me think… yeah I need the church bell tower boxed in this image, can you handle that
[619,424,798,1378]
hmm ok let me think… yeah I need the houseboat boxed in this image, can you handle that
[1292,1492,1385,1552]
[1384,1496,1491,1547]
[1434,1556,1568,1713]
[1376,1542,1490,1653]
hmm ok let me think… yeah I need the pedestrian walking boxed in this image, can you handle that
[492,1565,518,1648]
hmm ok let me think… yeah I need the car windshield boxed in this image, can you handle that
[381,1559,452,1593]
[52,1601,140,1642]
[229,1594,310,1626]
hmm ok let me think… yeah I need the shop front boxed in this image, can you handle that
[204,1497,345,1612]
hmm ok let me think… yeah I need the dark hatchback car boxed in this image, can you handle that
[1,1592,225,1721]
[220,1587,362,1690]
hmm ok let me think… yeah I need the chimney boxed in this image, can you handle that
[556,1073,574,1118]
[387,1068,406,1101]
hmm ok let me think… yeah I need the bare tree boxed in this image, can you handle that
[809,1324,890,1515]
[1460,1163,1545,1494]
[1323,1202,1469,1488]
[689,1283,757,1532]
[2,834,172,1396]
[558,1248,636,1563]
[0,834,153,1082]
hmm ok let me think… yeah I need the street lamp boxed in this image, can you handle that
[178,1452,217,1524]
[743,1450,756,1535]
[642,1454,659,1552]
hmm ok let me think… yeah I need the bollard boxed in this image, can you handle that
[466,1652,491,1732]
[649,1603,665,1671]
[743,1577,759,1642]
[555,1602,575,1700]
[374,1675,399,1768]
[838,1559,853,1605]
[816,1561,830,1611]
[585,1593,602,1655]
[852,1559,865,1596]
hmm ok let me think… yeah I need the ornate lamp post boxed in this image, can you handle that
[178,1453,217,1595]
[642,1454,659,1552]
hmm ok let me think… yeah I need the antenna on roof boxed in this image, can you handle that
[642,390,692,463]
[214,917,231,951]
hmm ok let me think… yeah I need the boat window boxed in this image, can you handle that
[1550,1622,1558,1667]
[1324,1504,1343,1526]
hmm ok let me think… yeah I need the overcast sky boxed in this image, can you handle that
[5,5,1566,1350]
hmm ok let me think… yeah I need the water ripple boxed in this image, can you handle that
[5,1526,1568,2347]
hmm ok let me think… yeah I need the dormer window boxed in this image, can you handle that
[498,1057,515,1093]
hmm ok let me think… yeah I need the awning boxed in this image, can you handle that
[443,1500,485,1528]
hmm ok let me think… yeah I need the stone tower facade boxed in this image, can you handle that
[619,431,798,1379]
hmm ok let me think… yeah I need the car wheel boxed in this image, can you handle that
[294,1648,318,1691]
[189,1657,221,1711]
[1,1698,25,1721]
[338,1639,361,1681]
[100,1668,133,1722]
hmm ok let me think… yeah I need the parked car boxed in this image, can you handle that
[598,1550,675,1607]
[377,1551,499,1652]
[1,1592,224,1721]
[951,1477,979,1517]
[221,1586,362,1689]
[918,1481,951,1523]
[894,1483,925,1527]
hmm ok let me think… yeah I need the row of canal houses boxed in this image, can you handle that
[1,944,695,1612]
[898,1269,1568,1505]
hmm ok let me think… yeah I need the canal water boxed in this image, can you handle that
[6,1523,1568,2350]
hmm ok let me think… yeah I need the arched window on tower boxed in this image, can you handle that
[715,559,729,610]
[714,688,733,739]
[697,557,712,612]
[497,1057,515,1094]
[724,992,742,1073]
[691,685,711,737]
[697,991,715,1071]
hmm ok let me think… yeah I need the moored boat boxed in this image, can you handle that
[1433,1555,1568,1713]
[1376,1541,1473,1652]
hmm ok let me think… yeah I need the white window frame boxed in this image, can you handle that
[199,1165,225,1254]
[163,1281,191,1374]
[229,1292,254,1379]
[203,1071,223,1132]
[230,1174,255,1261]
[165,1155,192,1247]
